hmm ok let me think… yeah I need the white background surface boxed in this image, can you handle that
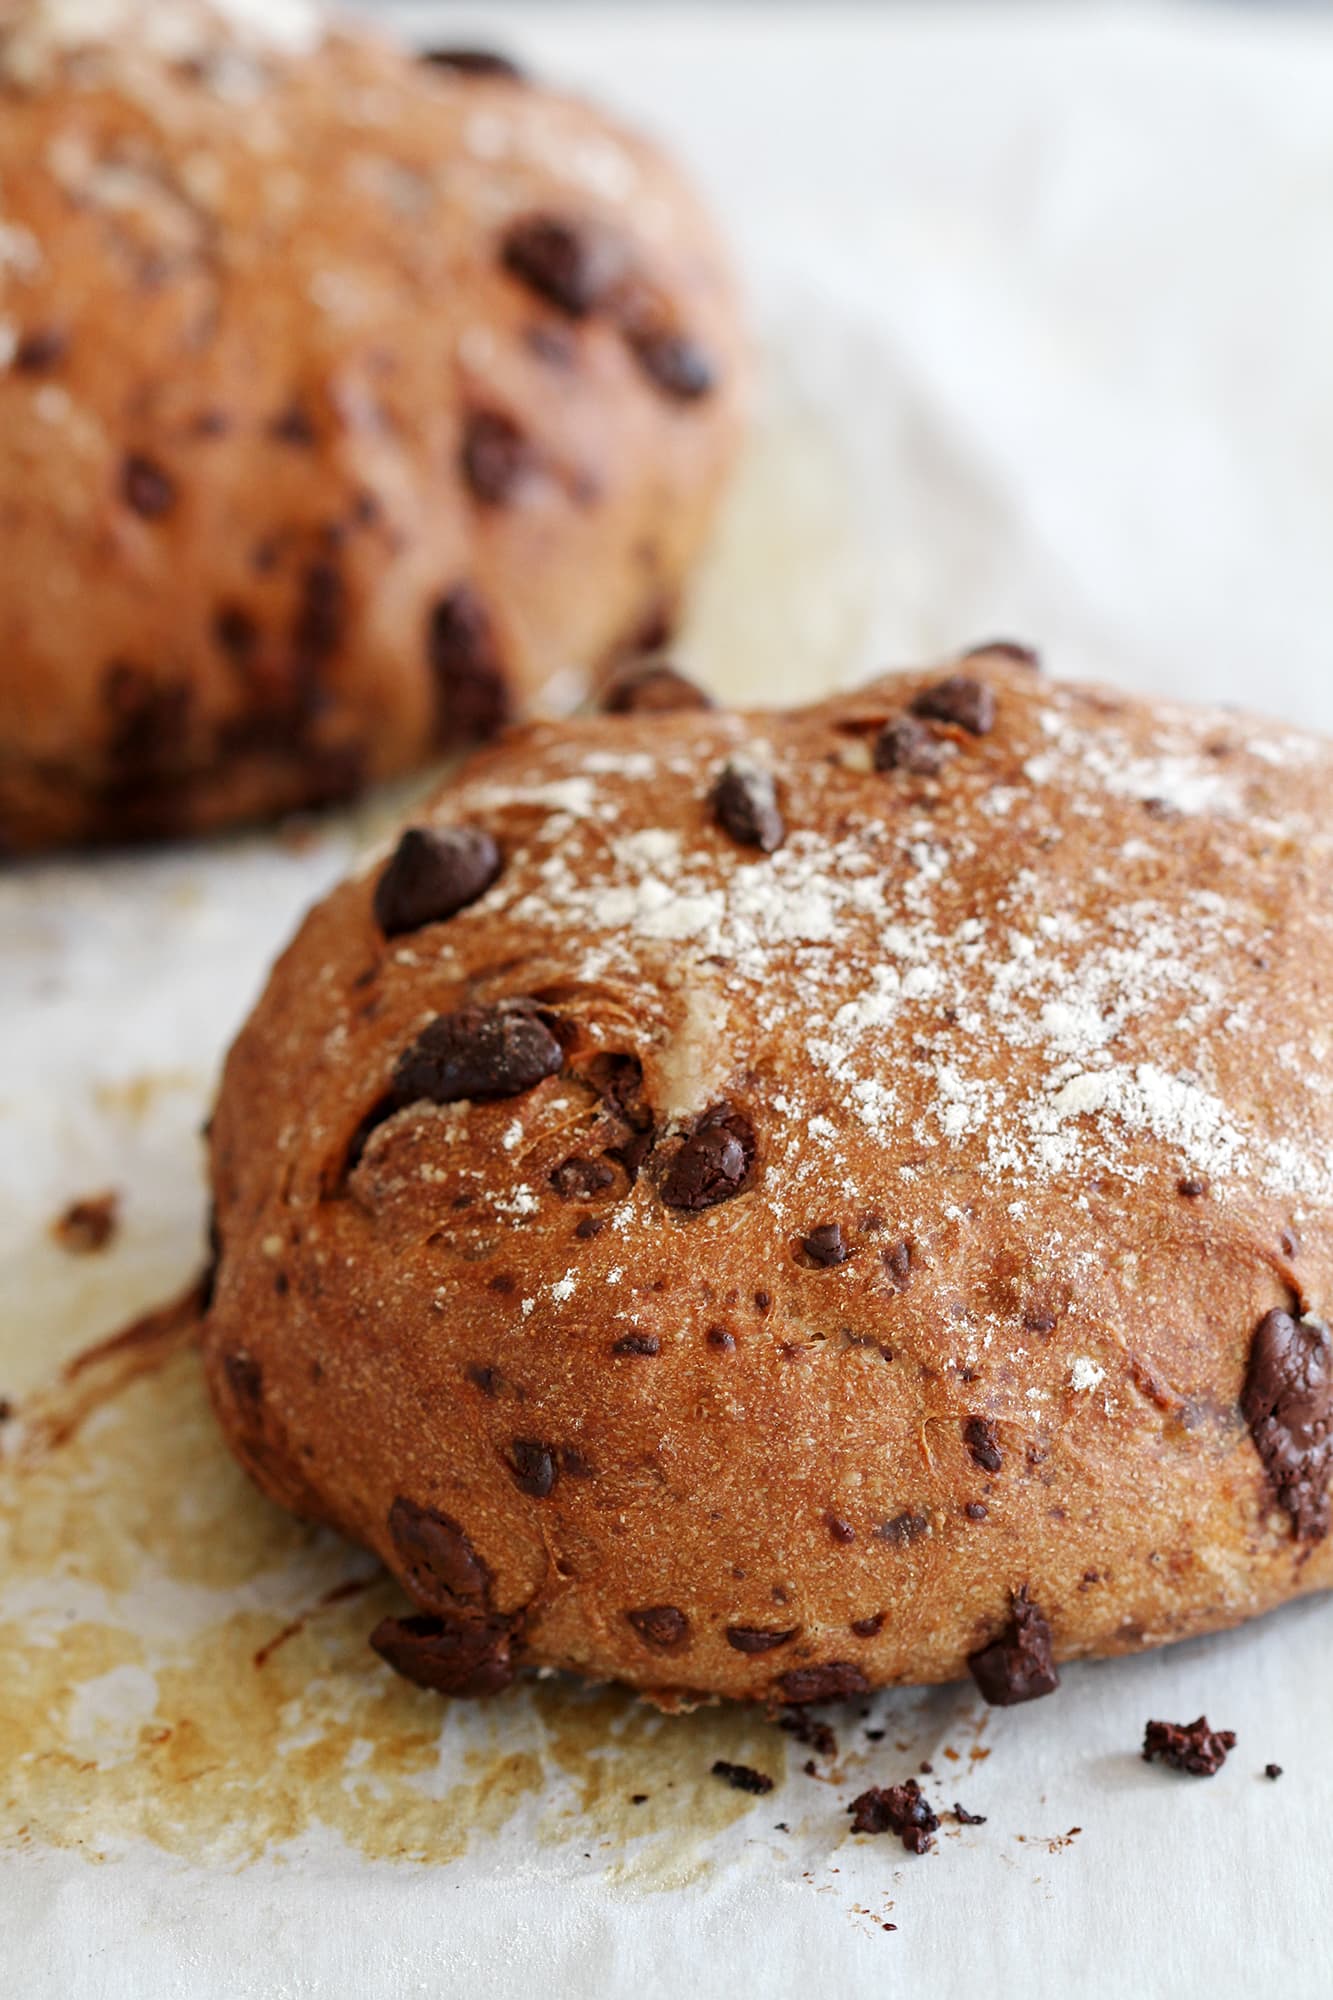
[6,5,1333,1996]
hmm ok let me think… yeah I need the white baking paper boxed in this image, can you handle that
[5,5,1333,1995]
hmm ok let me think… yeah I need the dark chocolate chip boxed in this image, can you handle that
[421,46,524,79]
[14,326,67,371]
[706,1326,736,1351]
[847,1780,939,1854]
[391,1004,563,1108]
[882,1240,912,1289]
[501,214,620,318]
[612,1334,660,1356]
[1142,1716,1236,1777]
[574,1214,607,1240]
[222,1349,262,1408]
[461,409,534,506]
[874,715,948,776]
[967,1585,1059,1706]
[850,1612,884,1639]
[725,1625,799,1654]
[506,1439,557,1499]
[879,1510,929,1546]
[711,759,784,852]
[964,1502,989,1521]
[626,1605,690,1652]
[1265,1763,1283,1781]
[962,640,1040,671]
[910,675,996,736]
[121,452,176,519]
[800,1223,848,1268]
[658,1103,757,1212]
[953,1803,987,1824]
[776,1661,870,1705]
[711,1761,774,1795]
[427,586,511,741]
[600,660,714,714]
[370,1610,515,1697]
[549,1155,616,1201]
[387,1496,490,1610]
[826,1514,856,1545]
[963,1416,1003,1474]
[1241,1308,1333,1541]
[1178,1176,1208,1199]
[626,327,716,401]
[373,826,502,936]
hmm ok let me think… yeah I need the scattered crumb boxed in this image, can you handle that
[1143,1716,1236,1776]
[952,1803,987,1825]
[50,1190,120,1255]
[847,1781,939,1855]
[1264,1764,1283,1782]
[711,1760,774,1796]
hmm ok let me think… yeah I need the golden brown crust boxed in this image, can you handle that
[201,649,1333,1704]
[0,1,745,849]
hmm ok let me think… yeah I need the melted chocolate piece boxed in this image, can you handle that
[963,1416,1003,1474]
[874,715,948,776]
[879,1511,929,1546]
[848,1779,939,1854]
[461,409,534,505]
[391,1004,562,1108]
[967,1585,1059,1706]
[711,760,785,853]
[373,826,501,937]
[712,1761,774,1795]
[550,1156,616,1201]
[501,214,620,318]
[776,1661,870,1705]
[1142,1716,1236,1777]
[850,1613,885,1639]
[801,1223,848,1268]
[626,1605,690,1652]
[121,452,176,519]
[658,1103,757,1211]
[910,675,996,736]
[506,1439,557,1498]
[725,1625,799,1654]
[387,1497,489,1610]
[1241,1308,1333,1541]
[600,661,714,714]
[370,1610,515,1697]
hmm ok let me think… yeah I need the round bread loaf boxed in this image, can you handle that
[0,0,745,849]
[202,647,1333,1707]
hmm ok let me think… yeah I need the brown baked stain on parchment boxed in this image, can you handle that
[0,1319,781,1879]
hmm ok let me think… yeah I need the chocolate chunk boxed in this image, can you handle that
[574,1214,606,1240]
[1142,1716,1236,1777]
[780,1710,838,1758]
[222,1349,263,1408]
[953,1803,987,1825]
[390,1004,562,1108]
[461,409,534,505]
[776,1661,870,1705]
[421,46,524,79]
[847,1780,939,1855]
[963,1416,1003,1474]
[706,1326,736,1351]
[725,1625,799,1654]
[658,1103,757,1211]
[550,1156,616,1201]
[967,1586,1059,1706]
[1241,1308,1333,1541]
[14,326,67,371]
[850,1613,885,1639]
[501,214,620,318]
[626,327,716,401]
[370,1610,515,1697]
[964,1502,989,1521]
[600,660,714,714]
[427,586,511,741]
[387,1497,489,1610]
[711,759,784,853]
[910,675,996,736]
[121,452,176,519]
[826,1515,856,1545]
[874,715,948,776]
[51,1190,119,1255]
[213,602,258,664]
[801,1223,848,1268]
[1178,1176,1208,1199]
[612,1334,660,1356]
[373,826,502,936]
[879,1510,929,1546]
[626,1605,690,1652]
[292,559,344,676]
[961,640,1040,670]
[882,1239,912,1289]
[712,1760,774,1795]
[1265,1763,1283,1781]
[506,1439,557,1498]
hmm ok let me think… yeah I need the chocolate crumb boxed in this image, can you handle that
[630,1793,648,1805]
[600,660,713,714]
[963,1416,1003,1474]
[801,1223,848,1268]
[953,1803,987,1825]
[1142,1716,1236,1776]
[51,1191,120,1255]
[121,452,176,519]
[1265,1763,1283,1781]
[847,1780,939,1855]
[967,1586,1059,1706]
[711,759,785,853]
[780,1710,837,1758]
[373,825,501,936]
[910,675,995,736]
[712,1761,774,1796]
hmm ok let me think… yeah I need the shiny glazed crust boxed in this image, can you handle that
[0,1,746,848]
[202,650,1333,1705]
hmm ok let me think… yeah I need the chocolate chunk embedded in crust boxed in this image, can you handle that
[910,675,996,736]
[427,587,512,742]
[501,214,621,318]
[776,1662,871,1705]
[387,1497,490,1610]
[373,826,502,937]
[600,661,713,714]
[967,1586,1059,1706]
[711,759,784,853]
[626,1605,691,1652]
[1241,1308,1333,1541]
[421,47,525,79]
[370,1610,516,1697]
[390,1005,563,1108]
[658,1103,756,1211]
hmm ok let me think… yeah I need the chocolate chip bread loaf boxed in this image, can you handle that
[0,0,745,849]
[201,647,1333,1707]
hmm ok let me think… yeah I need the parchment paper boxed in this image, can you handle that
[5,5,1333,1995]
